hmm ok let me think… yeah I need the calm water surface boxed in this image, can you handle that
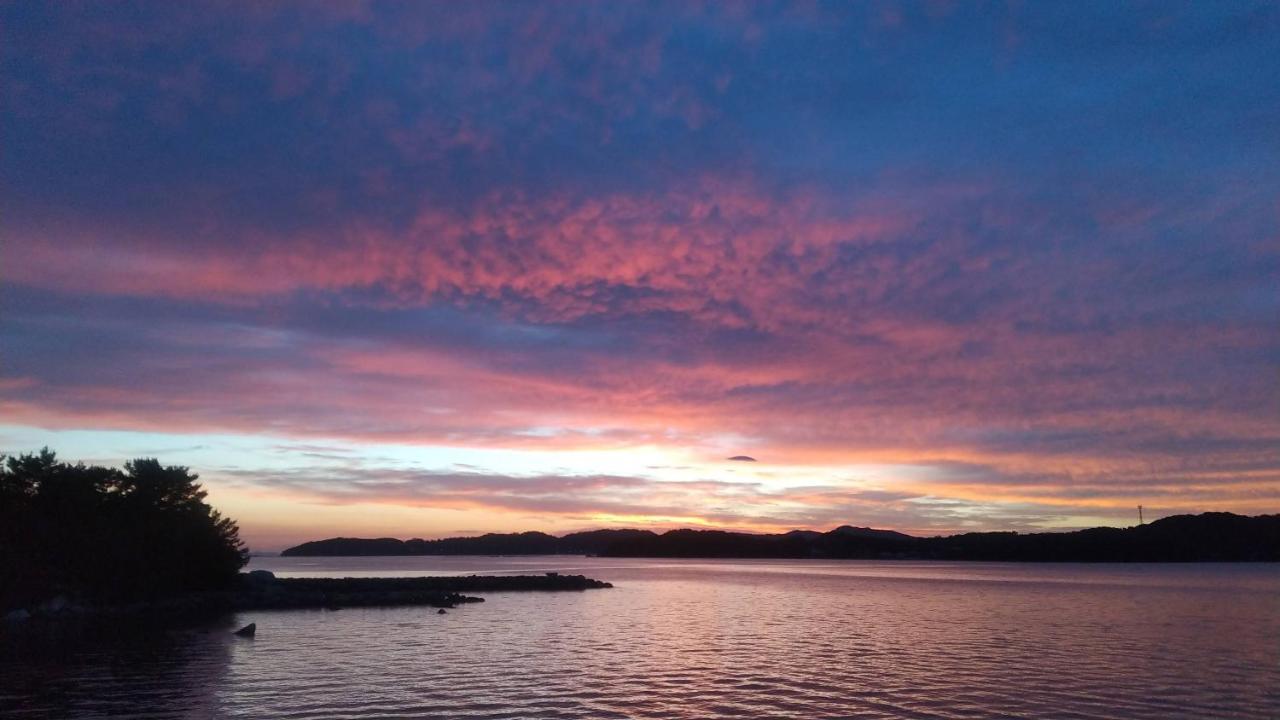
[3,557,1277,719]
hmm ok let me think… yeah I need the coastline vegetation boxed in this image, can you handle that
[0,449,613,622]
[0,449,248,613]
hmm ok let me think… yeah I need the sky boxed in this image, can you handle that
[2,1,1277,550]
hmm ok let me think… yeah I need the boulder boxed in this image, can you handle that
[233,622,257,637]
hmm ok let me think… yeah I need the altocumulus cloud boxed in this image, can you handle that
[1,2,1278,531]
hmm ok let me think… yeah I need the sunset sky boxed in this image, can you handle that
[3,2,1277,550]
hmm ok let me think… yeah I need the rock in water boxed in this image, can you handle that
[437,608,447,614]
[234,622,257,637]
[245,570,276,585]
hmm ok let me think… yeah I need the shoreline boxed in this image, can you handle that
[3,572,613,627]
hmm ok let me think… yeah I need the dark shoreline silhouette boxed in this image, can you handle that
[5,572,614,625]
[2,449,249,615]
[1,449,617,623]
[283,512,1280,562]
[283,528,655,557]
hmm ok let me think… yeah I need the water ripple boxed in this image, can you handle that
[3,559,1278,719]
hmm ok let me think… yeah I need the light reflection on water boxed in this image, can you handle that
[3,557,1278,719]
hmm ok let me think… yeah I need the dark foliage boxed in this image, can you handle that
[0,449,249,610]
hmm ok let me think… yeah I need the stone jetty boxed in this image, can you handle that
[4,572,613,625]
[234,573,611,611]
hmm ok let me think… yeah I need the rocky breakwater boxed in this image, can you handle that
[3,571,613,625]
[236,571,613,610]
[233,571,483,611]
[238,568,611,607]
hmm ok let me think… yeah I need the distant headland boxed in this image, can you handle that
[283,512,1280,562]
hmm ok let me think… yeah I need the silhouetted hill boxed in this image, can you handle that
[831,525,914,541]
[604,526,916,559]
[282,514,1279,561]
[282,529,657,557]
[604,513,1280,562]
[559,529,661,554]
[918,512,1280,562]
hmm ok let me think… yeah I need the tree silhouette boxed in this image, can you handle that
[0,449,248,610]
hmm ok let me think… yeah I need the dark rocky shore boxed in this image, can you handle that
[4,571,613,625]
[240,572,613,610]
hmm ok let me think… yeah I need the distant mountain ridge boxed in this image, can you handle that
[282,529,655,557]
[281,513,1280,562]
